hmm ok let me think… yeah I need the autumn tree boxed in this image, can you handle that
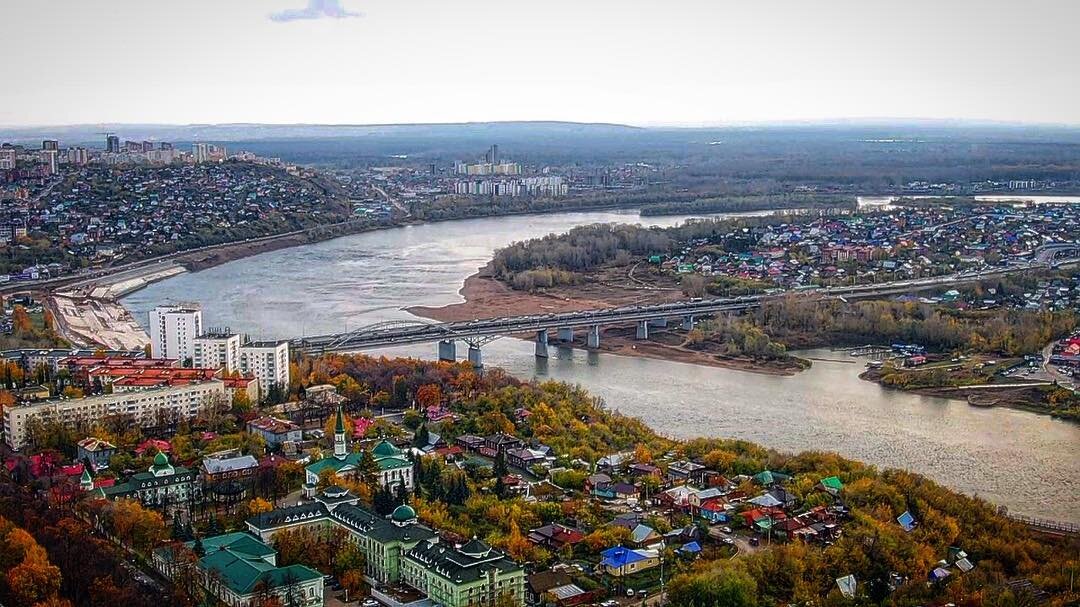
[415,384,443,409]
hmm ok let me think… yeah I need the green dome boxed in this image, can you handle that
[153,451,169,467]
[391,504,416,523]
[372,440,400,457]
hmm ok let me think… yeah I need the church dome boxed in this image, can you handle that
[153,451,169,467]
[391,504,417,524]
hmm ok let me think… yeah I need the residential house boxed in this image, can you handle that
[628,524,664,549]
[527,523,585,551]
[76,437,116,471]
[667,460,705,484]
[598,546,659,577]
[247,416,302,450]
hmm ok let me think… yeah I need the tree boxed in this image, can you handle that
[415,384,443,409]
[373,484,394,516]
[667,565,758,607]
[12,305,34,336]
[413,424,430,449]
[358,449,380,488]
[493,450,508,478]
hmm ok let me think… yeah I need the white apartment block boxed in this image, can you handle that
[3,380,226,450]
[149,304,203,361]
[239,341,290,396]
[193,332,241,372]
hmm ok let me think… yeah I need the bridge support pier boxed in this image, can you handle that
[681,315,695,331]
[650,317,668,329]
[437,339,456,362]
[535,330,549,358]
[467,345,483,369]
[636,320,649,340]
[587,325,601,349]
[557,327,574,343]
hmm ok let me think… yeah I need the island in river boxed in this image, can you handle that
[408,264,811,375]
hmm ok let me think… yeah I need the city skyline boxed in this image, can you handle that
[3,0,1079,127]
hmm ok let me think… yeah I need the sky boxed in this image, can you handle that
[2,0,1079,127]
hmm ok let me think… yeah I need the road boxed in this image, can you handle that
[1040,343,1075,389]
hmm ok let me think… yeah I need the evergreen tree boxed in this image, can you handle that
[413,424,430,449]
[493,450,508,478]
[358,450,380,488]
[207,511,222,536]
[394,481,408,506]
[193,535,205,557]
[373,483,394,516]
[172,516,185,540]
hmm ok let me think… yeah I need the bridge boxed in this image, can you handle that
[291,258,1078,367]
[293,296,760,366]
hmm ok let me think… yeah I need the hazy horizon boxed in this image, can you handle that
[3,0,1079,128]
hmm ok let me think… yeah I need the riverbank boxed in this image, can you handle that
[408,268,809,375]
[858,366,1080,422]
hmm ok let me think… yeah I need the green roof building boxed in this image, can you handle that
[246,487,435,585]
[304,407,412,494]
[402,538,525,607]
[90,451,198,509]
[153,532,323,607]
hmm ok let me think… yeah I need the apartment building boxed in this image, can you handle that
[3,380,225,449]
[239,340,289,396]
[149,304,203,361]
[193,331,241,372]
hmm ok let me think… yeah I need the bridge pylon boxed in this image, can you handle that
[587,325,601,349]
[437,340,456,362]
[535,330,549,358]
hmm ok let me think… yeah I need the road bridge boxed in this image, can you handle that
[291,259,1079,367]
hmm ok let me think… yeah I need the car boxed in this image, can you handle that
[749,537,760,547]
[720,526,733,534]
[722,537,735,545]
[361,600,380,607]
[601,601,619,607]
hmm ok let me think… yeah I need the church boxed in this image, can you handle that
[304,406,413,495]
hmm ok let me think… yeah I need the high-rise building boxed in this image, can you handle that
[142,141,154,153]
[239,340,290,396]
[42,140,59,151]
[67,147,89,166]
[148,304,203,361]
[0,148,15,170]
[159,142,173,150]
[106,135,120,153]
[193,330,241,373]
[192,143,209,163]
[42,150,58,175]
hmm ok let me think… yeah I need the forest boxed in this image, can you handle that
[753,296,1077,356]
[639,194,856,216]
[490,218,785,290]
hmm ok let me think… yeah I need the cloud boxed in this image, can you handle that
[270,0,361,22]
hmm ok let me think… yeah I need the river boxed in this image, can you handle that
[121,209,1080,523]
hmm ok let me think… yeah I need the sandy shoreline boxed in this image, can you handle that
[408,269,807,376]
[48,290,149,350]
